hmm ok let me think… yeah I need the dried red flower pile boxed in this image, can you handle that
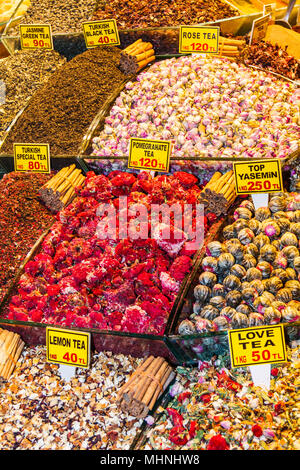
[242,41,300,81]
[0,172,54,303]
[7,170,214,335]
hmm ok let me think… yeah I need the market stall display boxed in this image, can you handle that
[178,191,300,336]
[0,172,54,304]
[7,0,98,35]
[139,342,300,450]
[0,46,127,156]
[0,346,144,450]
[89,56,299,163]
[0,0,299,454]
[0,49,66,143]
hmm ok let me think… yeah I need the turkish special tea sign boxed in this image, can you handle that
[82,19,120,48]
[19,24,53,50]
[128,137,171,172]
[46,327,91,368]
[179,26,219,54]
[228,324,287,368]
[233,159,283,195]
[13,143,51,174]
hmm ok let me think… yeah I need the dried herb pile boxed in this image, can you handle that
[242,41,300,81]
[0,172,54,303]
[0,49,66,143]
[9,0,98,35]
[1,47,126,156]
[92,0,239,29]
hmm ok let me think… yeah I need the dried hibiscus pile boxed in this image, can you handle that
[7,170,215,335]
[242,41,300,81]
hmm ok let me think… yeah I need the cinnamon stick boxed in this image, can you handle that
[140,361,170,406]
[131,357,165,402]
[116,356,154,401]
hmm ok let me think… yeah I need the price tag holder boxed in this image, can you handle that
[232,158,283,195]
[249,14,270,45]
[19,24,53,50]
[128,137,171,172]
[179,25,219,54]
[46,327,91,369]
[14,143,51,174]
[82,19,120,48]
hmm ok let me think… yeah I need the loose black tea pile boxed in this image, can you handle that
[1,47,127,156]
[0,49,66,143]
[9,0,98,35]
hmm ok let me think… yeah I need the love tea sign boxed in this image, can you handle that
[228,324,287,369]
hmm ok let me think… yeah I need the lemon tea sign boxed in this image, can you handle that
[228,324,287,368]
[46,327,91,368]
[14,143,51,174]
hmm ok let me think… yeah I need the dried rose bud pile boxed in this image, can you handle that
[0,346,143,450]
[0,172,54,303]
[6,170,215,335]
[91,56,299,162]
[142,342,300,450]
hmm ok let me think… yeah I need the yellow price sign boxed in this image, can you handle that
[14,143,51,174]
[46,327,91,368]
[128,138,171,172]
[179,26,219,54]
[19,24,53,50]
[233,159,283,195]
[82,19,120,48]
[228,324,287,368]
